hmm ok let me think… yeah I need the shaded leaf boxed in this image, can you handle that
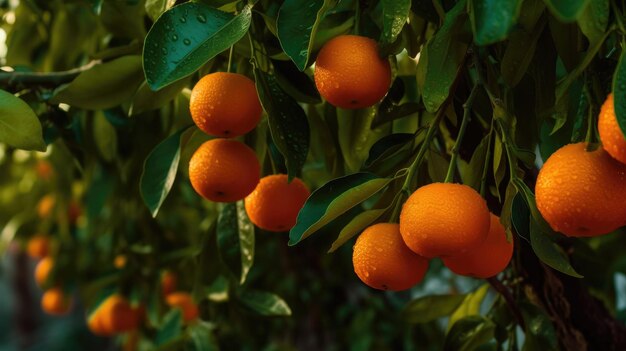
[217,201,255,284]
[543,0,590,22]
[444,315,496,351]
[470,0,522,45]
[448,284,489,329]
[613,48,626,138]
[239,290,292,316]
[380,0,411,44]
[0,90,46,151]
[403,294,467,324]
[328,208,387,252]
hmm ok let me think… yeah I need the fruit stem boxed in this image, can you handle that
[227,45,234,73]
[479,119,495,197]
[444,84,479,183]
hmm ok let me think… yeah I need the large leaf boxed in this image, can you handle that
[140,126,192,217]
[277,0,336,71]
[469,0,522,45]
[403,294,467,324]
[51,56,144,109]
[418,0,468,112]
[238,290,292,316]
[613,48,626,138]
[444,316,496,351]
[337,107,377,173]
[380,0,411,44]
[217,201,255,284]
[543,0,590,22]
[577,0,609,45]
[253,68,310,180]
[143,2,252,90]
[0,90,46,151]
[500,16,546,87]
[289,173,391,245]
[448,284,489,329]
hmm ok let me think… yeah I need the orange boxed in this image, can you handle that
[244,174,310,232]
[399,183,490,258]
[35,160,54,180]
[166,292,199,323]
[599,93,626,164]
[352,223,429,291]
[88,294,140,336]
[35,256,54,287]
[27,235,50,260]
[188,139,260,202]
[442,214,514,278]
[161,270,177,296]
[535,142,626,237]
[114,255,127,269]
[37,194,56,218]
[314,35,391,109]
[41,287,72,316]
[190,72,262,138]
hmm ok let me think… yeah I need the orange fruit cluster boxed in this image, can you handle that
[88,294,143,336]
[352,183,514,289]
[160,271,198,323]
[244,174,310,232]
[314,35,391,109]
[188,72,263,203]
[536,94,626,237]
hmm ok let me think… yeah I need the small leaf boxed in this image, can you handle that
[543,0,590,22]
[253,68,310,180]
[217,201,255,284]
[145,0,176,21]
[577,0,609,45]
[461,132,489,190]
[0,90,46,151]
[93,113,117,162]
[277,0,337,71]
[155,309,183,346]
[337,107,377,173]
[188,322,219,351]
[363,132,415,169]
[380,0,411,44]
[403,294,467,324]
[143,2,252,90]
[500,17,546,87]
[448,284,489,329]
[520,302,558,351]
[444,316,496,351]
[328,208,387,252]
[129,78,190,116]
[469,0,522,45]
[419,0,469,112]
[289,173,391,245]
[51,56,144,109]
[238,290,292,316]
[613,48,626,138]
[140,126,192,217]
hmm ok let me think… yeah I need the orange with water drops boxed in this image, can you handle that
[599,93,626,165]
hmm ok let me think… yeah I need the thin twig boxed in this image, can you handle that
[444,84,480,183]
[0,60,100,88]
[488,276,526,330]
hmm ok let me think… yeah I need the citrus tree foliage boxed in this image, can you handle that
[0,0,626,350]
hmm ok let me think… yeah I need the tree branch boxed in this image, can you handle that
[0,60,100,89]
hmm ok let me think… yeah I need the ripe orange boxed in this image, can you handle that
[41,287,72,316]
[536,142,626,237]
[314,35,391,109]
[166,292,199,323]
[244,174,310,232]
[188,139,260,202]
[352,223,428,291]
[442,214,514,278]
[190,72,262,138]
[161,270,177,296]
[35,256,54,287]
[114,255,127,269]
[88,294,140,336]
[399,183,490,258]
[37,194,55,218]
[27,235,50,260]
[599,93,626,164]
[35,160,54,180]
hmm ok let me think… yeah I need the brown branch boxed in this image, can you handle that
[0,60,100,89]
[488,276,526,330]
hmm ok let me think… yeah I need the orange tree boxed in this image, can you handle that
[1,0,626,350]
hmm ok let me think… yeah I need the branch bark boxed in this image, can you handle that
[0,60,100,89]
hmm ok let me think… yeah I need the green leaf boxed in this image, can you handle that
[500,16,546,87]
[155,309,183,346]
[444,316,496,351]
[543,0,590,22]
[277,0,336,71]
[380,0,411,44]
[140,126,192,217]
[363,132,415,169]
[93,113,117,162]
[419,0,469,112]
[289,173,391,245]
[512,179,583,278]
[188,322,219,351]
[51,56,144,109]
[0,90,46,151]
[577,0,609,45]
[469,0,522,45]
[403,294,467,324]
[461,132,489,190]
[448,284,489,329]
[613,48,626,138]
[129,78,190,116]
[253,68,310,180]
[143,2,252,90]
[239,290,292,316]
[520,302,558,351]
[217,201,255,284]
[428,148,449,183]
[328,208,387,252]
[337,107,377,173]
[145,0,177,21]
